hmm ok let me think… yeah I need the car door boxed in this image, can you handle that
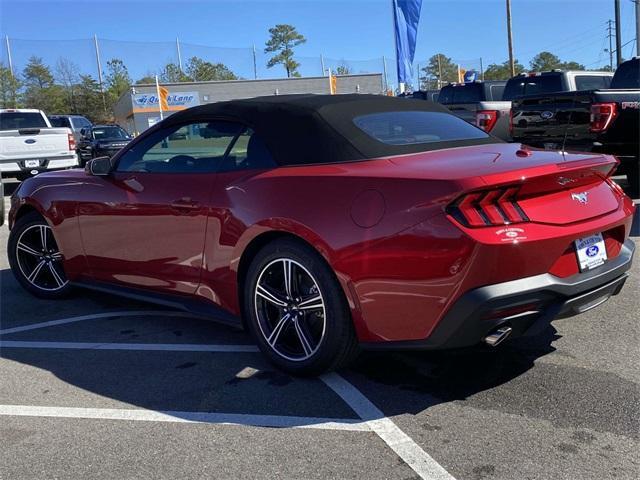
[198,127,278,308]
[78,120,242,295]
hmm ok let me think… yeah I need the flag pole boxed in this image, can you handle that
[155,75,164,121]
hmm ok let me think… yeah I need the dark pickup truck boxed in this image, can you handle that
[511,58,639,195]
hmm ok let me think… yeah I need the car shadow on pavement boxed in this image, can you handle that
[0,268,561,424]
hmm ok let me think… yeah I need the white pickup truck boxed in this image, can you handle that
[0,109,79,179]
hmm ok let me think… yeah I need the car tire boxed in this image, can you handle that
[8,211,73,299]
[244,238,359,376]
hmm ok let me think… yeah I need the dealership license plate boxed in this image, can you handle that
[575,233,607,272]
[24,160,41,168]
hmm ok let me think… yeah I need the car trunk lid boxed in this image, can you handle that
[387,143,620,225]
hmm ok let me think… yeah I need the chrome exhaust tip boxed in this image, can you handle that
[484,326,513,347]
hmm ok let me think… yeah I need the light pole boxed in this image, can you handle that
[615,0,622,66]
[635,0,640,57]
[506,0,515,77]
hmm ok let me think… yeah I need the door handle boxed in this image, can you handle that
[170,198,200,211]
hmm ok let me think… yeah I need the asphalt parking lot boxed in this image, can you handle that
[1,177,639,480]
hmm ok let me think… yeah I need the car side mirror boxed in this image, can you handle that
[85,156,113,176]
[80,128,87,136]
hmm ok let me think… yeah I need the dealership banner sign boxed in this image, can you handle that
[133,91,200,113]
[393,0,423,87]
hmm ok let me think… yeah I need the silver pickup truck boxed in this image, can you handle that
[464,70,613,141]
[0,109,79,179]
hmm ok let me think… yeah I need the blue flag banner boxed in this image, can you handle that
[393,0,423,86]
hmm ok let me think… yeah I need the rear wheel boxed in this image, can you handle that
[8,212,73,299]
[244,238,358,375]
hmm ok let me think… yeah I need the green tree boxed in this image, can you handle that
[529,51,585,72]
[22,57,68,112]
[135,74,157,84]
[264,24,306,77]
[185,56,237,81]
[560,60,585,70]
[483,59,525,80]
[420,53,457,89]
[159,63,191,83]
[23,56,54,88]
[55,58,80,112]
[335,63,351,75]
[75,75,107,122]
[105,58,131,102]
[0,63,21,108]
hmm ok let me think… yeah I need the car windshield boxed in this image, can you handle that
[0,112,48,130]
[93,127,129,140]
[353,110,489,146]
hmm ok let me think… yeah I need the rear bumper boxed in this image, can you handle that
[0,156,79,175]
[362,239,635,350]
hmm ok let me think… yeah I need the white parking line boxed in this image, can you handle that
[322,373,456,480]
[0,310,455,479]
[0,404,370,432]
[0,340,259,352]
[0,310,197,335]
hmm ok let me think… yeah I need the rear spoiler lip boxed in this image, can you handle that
[477,153,618,187]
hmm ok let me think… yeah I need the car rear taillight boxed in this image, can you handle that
[447,187,529,227]
[589,102,618,133]
[476,110,498,132]
[68,133,76,151]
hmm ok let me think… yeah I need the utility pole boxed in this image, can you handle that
[437,53,442,89]
[607,19,614,70]
[93,34,107,116]
[480,57,484,81]
[4,36,13,77]
[382,55,388,93]
[506,0,515,76]
[252,45,258,80]
[176,37,183,73]
[614,0,622,66]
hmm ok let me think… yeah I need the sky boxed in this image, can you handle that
[0,0,637,83]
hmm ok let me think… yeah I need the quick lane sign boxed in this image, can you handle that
[132,91,200,113]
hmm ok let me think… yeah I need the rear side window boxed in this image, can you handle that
[221,128,276,172]
[72,117,92,129]
[574,75,612,90]
[0,112,48,130]
[353,111,489,146]
[489,84,505,101]
[438,84,483,104]
[503,75,564,100]
[611,60,640,89]
[50,117,71,128]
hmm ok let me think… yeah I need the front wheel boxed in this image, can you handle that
[8,212,73,299]
[244,238,358,376]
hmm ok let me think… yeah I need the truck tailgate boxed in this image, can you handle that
[511,92,594,150]
[0,128,73,163]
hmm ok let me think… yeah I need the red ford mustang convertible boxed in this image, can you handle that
[7,95,635,374]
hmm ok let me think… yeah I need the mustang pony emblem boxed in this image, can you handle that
[571,192,589,204]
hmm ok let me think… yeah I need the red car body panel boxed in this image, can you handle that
[9,142,635,344]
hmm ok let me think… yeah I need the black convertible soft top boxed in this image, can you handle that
[166,94,500,166]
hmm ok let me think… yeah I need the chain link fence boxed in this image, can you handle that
[1,37,394,84]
